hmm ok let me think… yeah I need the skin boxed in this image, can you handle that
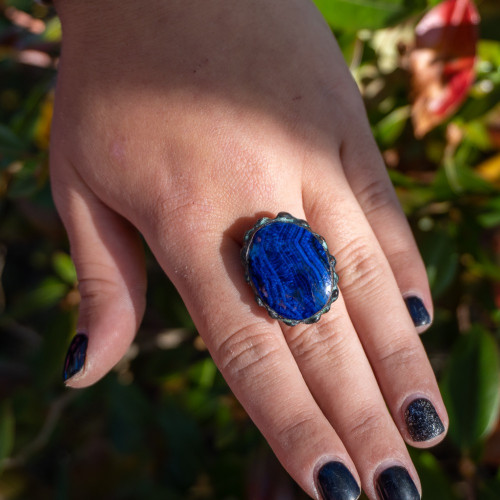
[50,0,448,498]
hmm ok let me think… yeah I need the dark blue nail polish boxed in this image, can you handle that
[404,297,431,328]
[62,334,88,382]
[317,461,361,500]
[405,398,445,442]
[376,466,420,500]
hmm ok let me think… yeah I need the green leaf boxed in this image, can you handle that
[410,450,457,500]
[335,31,359,66]
[441,326,500,450]
[41,17,62,42]
[478,40,500,68]
[0,124,24,150]
[388,169,419,189]
[478,211,500,228]
[420,229,459,299]
[374,105,410,148]
[460,120,493,151]
[197,358,217,389]
[0,401,15,473]
[465,253,500,281]
[52,252,77,285]
[478,197,500,229]
[432,160,495,199]
[458,85,500,122]
[9,277,68,319]
[314,0,425,32]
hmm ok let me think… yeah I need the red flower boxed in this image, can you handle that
[410,0,480,137]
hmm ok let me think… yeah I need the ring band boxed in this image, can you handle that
[241,212,339,326]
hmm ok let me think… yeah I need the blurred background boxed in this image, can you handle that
[1,0,500,498]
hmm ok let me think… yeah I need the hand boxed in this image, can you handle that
[51,1,447,498]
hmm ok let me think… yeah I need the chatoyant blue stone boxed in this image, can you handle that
[247,221,333,322]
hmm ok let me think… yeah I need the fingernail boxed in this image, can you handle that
[317,461,361,500]
[62,333,88,382]
[404,297,431,328]
[376,466,420,500]
[405,398,445,442]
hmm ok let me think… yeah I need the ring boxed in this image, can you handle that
[241,212,339,326]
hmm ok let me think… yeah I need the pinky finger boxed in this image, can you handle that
[339,127,433,333]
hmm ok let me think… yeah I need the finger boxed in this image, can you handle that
[303,167,448,449]
[284,292,422,500]
[144,209,362,500]
[339,113,432,332]
[51,157,147,387]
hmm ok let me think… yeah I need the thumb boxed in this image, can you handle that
[51,158,147,388]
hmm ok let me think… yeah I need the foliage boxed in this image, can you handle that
[1,0,500,498]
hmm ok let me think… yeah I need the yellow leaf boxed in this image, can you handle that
[34,93,54,151]
[476,153,500,187]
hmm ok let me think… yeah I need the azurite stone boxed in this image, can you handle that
[246,220,334,322]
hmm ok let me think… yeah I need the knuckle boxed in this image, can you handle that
[77,276,121,318]
[276,410,320,452]
[385,245,413,265]
[76,262,147,314]
[152,188,214,231]
[220,143,280,204]
[215,323,283,383]
[336,237,385,295]
[376,337,422,368]
[287,316,349,367]
[78,277,117,306]
[348,404,388,442]
[149,188,221,258]
[384,244,423,277]
[77,263,122,297]
[356,177,394,218]
[235,165,278,206]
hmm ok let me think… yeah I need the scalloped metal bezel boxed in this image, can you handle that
[241,212,339,326]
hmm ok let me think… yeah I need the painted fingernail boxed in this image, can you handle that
[404,296,431,328]
[376,466,420,500]
[317,461,361,500]
[62,333,88,382]
[405,398,445,442]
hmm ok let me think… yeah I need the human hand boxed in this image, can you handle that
[51,1,447,498]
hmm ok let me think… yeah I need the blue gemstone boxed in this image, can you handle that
[247,221,333,321]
